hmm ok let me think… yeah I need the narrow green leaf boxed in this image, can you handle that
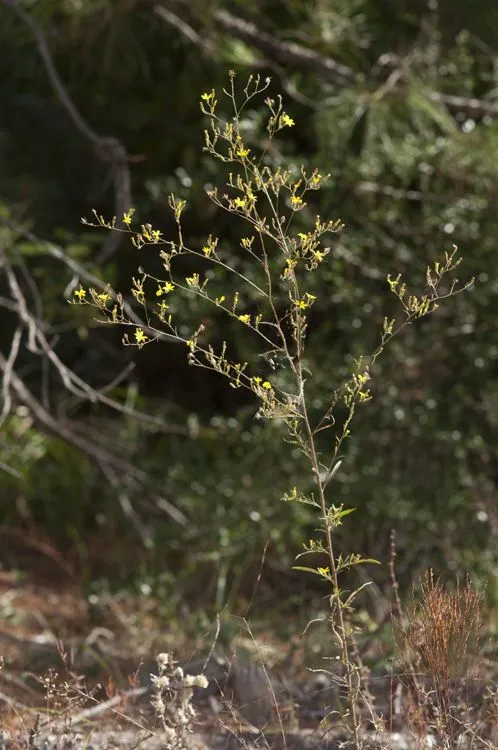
[292,565,328,578]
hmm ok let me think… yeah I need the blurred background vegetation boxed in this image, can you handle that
[0,0,497,628]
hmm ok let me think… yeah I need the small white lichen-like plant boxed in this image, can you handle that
[150,652,208,749]
[74,73,472,747]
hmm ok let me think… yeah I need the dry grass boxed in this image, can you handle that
[0,563,496,749]
[394,569,496,749]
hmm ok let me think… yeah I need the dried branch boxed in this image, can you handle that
[0,348,188,526]
[0,350,135,475]
[355,180,448,203]
[3,220,143,323]
[429,90,498,117]
[0,225,187,433]
[154,4,214,53]
[0,234,188,527]
[0,0,134,261]
[0,223,194,528]
[212,7,355,84]
[0,325,22,429]
[163,1,498,119]
[1,250,184,432]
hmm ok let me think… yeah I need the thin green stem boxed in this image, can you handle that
[299,388,362,748]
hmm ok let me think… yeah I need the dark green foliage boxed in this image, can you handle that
[0,0,497,607]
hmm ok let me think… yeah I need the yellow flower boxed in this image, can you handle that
[290,195,303,208]
[185,274,200,288]
[318,566,330,577]
[280,113,295,128]
[132,288,145,303]
[122,208,135,226]
[156,282,174,296]
[73,287,86,300]
[311,173,322,186]
[238,314,250,324]
[252,376,262,384]
[215,295,226,305]
[96,292,110,304]
[134,328,148,345]
[202,234,218,256]
[237,148,251,158]
[262,381,272,390]
[233,197,246,209]
[201,92,213,101]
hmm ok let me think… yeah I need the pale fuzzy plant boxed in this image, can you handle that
[74,73,473,748]
[149,652,208,749]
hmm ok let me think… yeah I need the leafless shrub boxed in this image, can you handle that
[394,569,489,748]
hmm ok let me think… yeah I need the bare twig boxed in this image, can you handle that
[0,325,22,429]
[167,1,355,85]
[98,462,153,545]
[0,351,143,477]
[163,0,498,119]
[0,690,35,715]
[389,529,403,622]
[0,234,186,433]
[67,686,150,726]
[154,4,214,53]
[429,90,498,117]
[0,351,188,526]
[0,0,134,261]
[2,218,181,352]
